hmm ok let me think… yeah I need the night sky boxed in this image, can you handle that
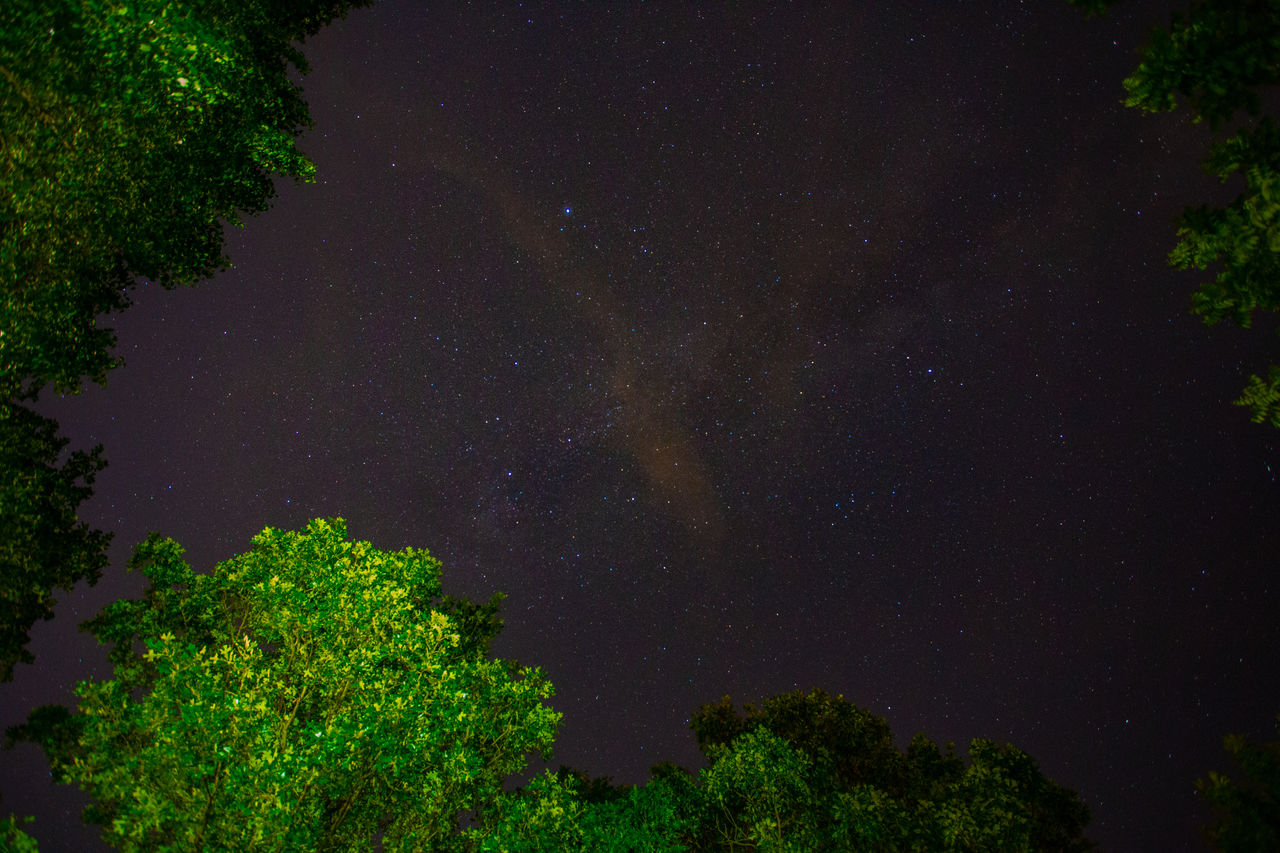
[4,2,1280,850]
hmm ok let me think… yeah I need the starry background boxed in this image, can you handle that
[4,2,1280,850]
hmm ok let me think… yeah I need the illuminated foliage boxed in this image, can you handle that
[10,573,1096,851]
[13,519,559,851]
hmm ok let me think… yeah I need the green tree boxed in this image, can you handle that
[0,0,368,680]
[1198,714,1280,852]
[1069,0,1280,424]
[8,519,560,851]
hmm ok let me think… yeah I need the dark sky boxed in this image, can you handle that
[5,2,1280,850]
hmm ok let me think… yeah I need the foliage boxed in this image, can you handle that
[686,689,1095,852]
[1198,714,1280,852]
[698,727,819,851]
[10,619,1094,851]
[0,813,39,853]
[0,400,110,681]
[691,687,905,794]
[1173,118,1280,328]
[480,688,1095,851]
[476,767,700,853]
[1,0,370,396]
[1234,364,1280,425]
[9,519,560,852]
[469,771,588,852]
[574,772,701,853]
[1118,0,1280,130]
[0,0,365,682]
[1072,0,1280,424]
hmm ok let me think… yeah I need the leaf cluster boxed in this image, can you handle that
[5,523,1102,851]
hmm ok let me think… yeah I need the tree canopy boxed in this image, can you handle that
[0,0,369,681]
[9,519,560,851]
[1069,0,1280,425]
[481,689,1096,852]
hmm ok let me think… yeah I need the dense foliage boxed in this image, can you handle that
[10,519,559,851]
[0,0,370,681]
